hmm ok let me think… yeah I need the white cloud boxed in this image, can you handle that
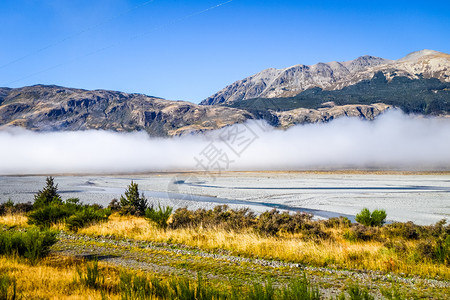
[1,110,449,174]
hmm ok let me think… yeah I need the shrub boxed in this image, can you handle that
[323,216,351,229]
[145,204,173,229]
[66,206,111,232]
[27,197,110,231]
[255,209,314,236]
[255,209,291,236]
[107,199,121,212]
[433,234,450,264]
[0,228,58,264]
[33,176,62,209]
[355,208,387,227]
[119,181,148,216]
[170,207,194,229]
[27,204,71,228]
[170,205,256,231]
[384,221,420,239]
[343,224,381,242]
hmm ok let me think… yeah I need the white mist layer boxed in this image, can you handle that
[0,110,449,174]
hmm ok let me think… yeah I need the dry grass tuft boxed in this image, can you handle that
[0,213,28,227]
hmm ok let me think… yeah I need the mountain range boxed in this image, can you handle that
[0,50,449,136]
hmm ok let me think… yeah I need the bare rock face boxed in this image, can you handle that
[0,85,253,136]
[273,103,393,128]
[202,49,450,105]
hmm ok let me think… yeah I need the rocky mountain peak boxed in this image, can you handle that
[397,49,447,62]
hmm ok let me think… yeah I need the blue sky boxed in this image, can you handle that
[0,0,449,103]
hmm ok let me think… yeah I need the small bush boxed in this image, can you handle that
[383,221,420,239]
[323,216,351,229]
[66,206,111,232]
[0,228,58,264]
[343,224,381,242]
[145,204,173,230]
[27,204,72,228]
[355,208,387,227]
[28,197,110,231]
[170,205,256,231]
[255,209,314,236]
[119,181,148,216]
[433,234,450,264]
[107,199,121,212]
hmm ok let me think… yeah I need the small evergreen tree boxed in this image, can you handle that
[355,208,387,227]
[33,176,62,209]
[119,181,148,216]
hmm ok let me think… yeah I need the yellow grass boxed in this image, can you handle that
[79,214,450,279]
[0,255,120,299]
[0,213,28,227]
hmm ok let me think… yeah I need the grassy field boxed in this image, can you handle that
[1,211,450,299]
[1,175,449,299]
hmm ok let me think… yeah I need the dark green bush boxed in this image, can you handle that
[27,204,72,228]
[145,204,173,229]
[119,181,148,216]
[66,206,111,232]
[28,192,111,231]
[355,208,387,227]
[0,228,58,264]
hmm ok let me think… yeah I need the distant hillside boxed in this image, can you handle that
[202,49,450,106]
[0,85,252,136]
[224,72,450,119]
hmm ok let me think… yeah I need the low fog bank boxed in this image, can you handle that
[1,110,450,174]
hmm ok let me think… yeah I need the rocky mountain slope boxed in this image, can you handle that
[0,85,397,134]
[202,49,450,105]
[0,85,252,136]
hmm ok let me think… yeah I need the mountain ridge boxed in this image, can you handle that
[201,49,450,105]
